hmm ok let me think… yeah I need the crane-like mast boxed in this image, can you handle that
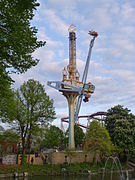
[75,31,98,122]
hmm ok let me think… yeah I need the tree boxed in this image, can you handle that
[85,121,113,164]
[41,125,65,149]
[0,0,45,75]
[0,66,16,120]
[0,0,45,118]
[0,129,19,143]
[65,125,85,148]
[4,79,55,161]
[0,83,15,120]
[74,125,85,148]
[105,105,135,160]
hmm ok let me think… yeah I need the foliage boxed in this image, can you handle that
[0,0,45,119]
[0,162,128,175]
[85,121,113,163]
[0,0,45,75]
[65,125,85,148]
[0,83,15,120]
[0,68,15,120]
[41,125,65,149]
[105,105,135,159]
[5,79,55,158]
[74,125,85,148]
[0,129,19,143]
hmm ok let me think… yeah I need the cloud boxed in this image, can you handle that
[120,3,135,24]
[37,28,64,48]
[46,0,77,10]
[38,2,69,36]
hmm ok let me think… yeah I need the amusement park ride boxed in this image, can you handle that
[47,24,105,149]
[61,111,107,129]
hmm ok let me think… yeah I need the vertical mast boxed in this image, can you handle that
[68,24,77,81]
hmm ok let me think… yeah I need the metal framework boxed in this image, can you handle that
[74,32,97,122]
[61,111,107,129]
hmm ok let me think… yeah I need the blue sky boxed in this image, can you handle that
[11,0,135,128]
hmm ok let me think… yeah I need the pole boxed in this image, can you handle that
[64,93,78,149]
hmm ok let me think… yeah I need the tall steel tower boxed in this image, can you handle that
[47,24,98,149]
[68,25,77,80]
[62,25,80,149]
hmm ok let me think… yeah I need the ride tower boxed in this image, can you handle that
[61,25,82,149]
[47,24,98,149]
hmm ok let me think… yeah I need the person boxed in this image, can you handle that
[31,157,34,164]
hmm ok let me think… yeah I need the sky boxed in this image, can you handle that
[11,0,135,129]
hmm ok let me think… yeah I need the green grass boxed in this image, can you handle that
[0,162,128,176]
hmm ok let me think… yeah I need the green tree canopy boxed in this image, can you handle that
[3,79,55,157]
[85,121,113,163]
[0,83,15,120]
[0,129,19,143]
[65,125,85,148]
[0,0,45,119]
[0,0,45,74]
[105,105,135,159]
[41,125,65,149]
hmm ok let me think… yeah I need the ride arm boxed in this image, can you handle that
[74,32,98,122]
[47,81,82,94]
